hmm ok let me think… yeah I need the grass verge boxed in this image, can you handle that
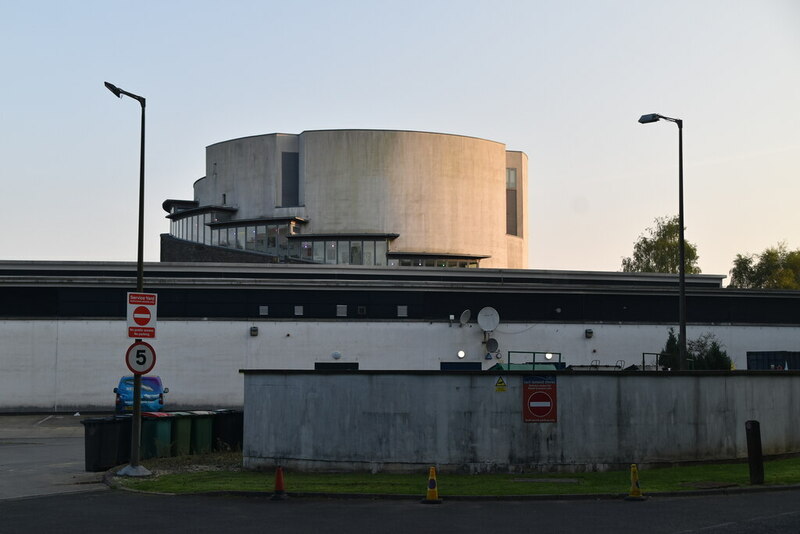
[115,454,800,496]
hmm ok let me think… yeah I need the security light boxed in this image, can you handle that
[104,81,122,98]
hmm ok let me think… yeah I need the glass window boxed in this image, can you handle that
[397,305,408,318]
[350,241,363,265]
[424,259,435,267]
[226,227,236,249]
[375,241,387,266]
[236,227,246,249]
[388,259,399,267]
[294,305,303,316]
[267,225,278,253]
[338,241,350,264]
[245,226,257,251]
[400,259,411,267]
[325,241,337,264]
[336,305,347,317]
[436,259,447,268]
[313,241,325,263]
[255,225,266,251]
[277,225,289,255]
[362,241,375,266]
[203,214,211,245]
[211,228,219,246]
[193,216,200,243]
[506,168,517,189]
[288,240,299,258]
[301,241,313,261]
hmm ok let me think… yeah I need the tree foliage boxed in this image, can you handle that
[729,243,800,290]
[659,329,732,370]
[621,216,701,274]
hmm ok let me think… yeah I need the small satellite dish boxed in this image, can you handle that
[486,337,499,353]
[459,309,471,326]
[477,307,500,332]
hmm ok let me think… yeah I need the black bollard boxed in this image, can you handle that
[745,420,764,485]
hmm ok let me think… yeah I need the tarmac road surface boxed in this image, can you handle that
[2,489,800,533]
[3,413,800,533]
[0,414,107,500]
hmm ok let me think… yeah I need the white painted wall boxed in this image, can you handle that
[1,318,797,411]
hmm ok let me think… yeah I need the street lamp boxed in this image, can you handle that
[105,81,149,476]
[638,112,687,370]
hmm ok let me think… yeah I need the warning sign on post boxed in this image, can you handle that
[523,375,557,423]
[127,292,157,339]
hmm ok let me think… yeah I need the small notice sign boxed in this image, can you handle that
[495,377,508,392]
[127,292,157,339]
[523,375,557,423]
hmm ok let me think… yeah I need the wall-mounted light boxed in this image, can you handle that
[457,350,466,359]
[250,326,259,337]
[545,352,554,360]
[585,329,594,339]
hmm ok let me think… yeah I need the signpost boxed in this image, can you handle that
[121,292,157,477]
[523,375,557,423]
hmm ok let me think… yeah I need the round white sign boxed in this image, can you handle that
[125,341,156,375]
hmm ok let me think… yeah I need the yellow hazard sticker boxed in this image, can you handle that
[495,376,507,392]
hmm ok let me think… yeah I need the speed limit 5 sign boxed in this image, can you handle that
[125,341,156,375]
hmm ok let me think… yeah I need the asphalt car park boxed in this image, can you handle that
[0,414,107,500]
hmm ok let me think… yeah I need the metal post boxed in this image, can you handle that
[129,97,147,472]
[106,82,150,477]
[638,113,688,370]
[745,420,764,484]
[677,119,687,370]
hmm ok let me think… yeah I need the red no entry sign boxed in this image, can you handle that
[127,292,157,339]
[523,376,557,423]
[132,306,151,326]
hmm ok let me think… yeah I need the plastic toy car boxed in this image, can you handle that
[114,376,169,413]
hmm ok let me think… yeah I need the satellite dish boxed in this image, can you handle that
[477,307,500,332]
[486,337,499,353]
[459,309,471,326]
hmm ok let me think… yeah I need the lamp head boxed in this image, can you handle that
[638,113,661,124]
[104,81,122,98]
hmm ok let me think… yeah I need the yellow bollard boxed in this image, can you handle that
[625,463,647,501]
[420,466,443,504]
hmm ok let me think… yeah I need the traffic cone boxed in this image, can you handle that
[625,463,647,501]
[420,466,442,504]
[271,466,288,500]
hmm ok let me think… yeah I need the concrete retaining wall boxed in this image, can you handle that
[242,371,800,473]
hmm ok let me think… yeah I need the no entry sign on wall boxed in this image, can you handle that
[523,375,557,423]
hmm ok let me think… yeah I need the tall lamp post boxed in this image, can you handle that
[638,113,686,370]
[105,81,150,476]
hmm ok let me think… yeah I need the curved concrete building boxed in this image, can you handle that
[163,129,528,269]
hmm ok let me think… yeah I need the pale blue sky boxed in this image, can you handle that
[2,0,798,279]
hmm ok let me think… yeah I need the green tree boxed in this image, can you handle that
[729,243,800,289]
[621,216,701,274]
[659,329,732,370]
[687,333,732,370]
[659,328,679,370]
